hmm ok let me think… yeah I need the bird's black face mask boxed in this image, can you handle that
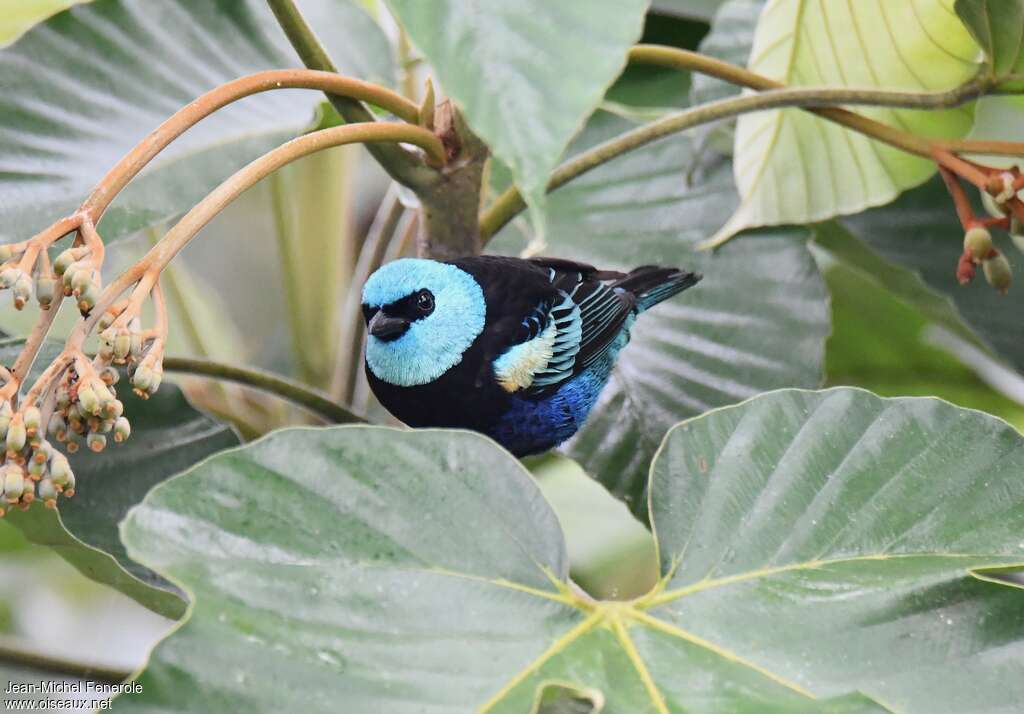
[363,288,435,342]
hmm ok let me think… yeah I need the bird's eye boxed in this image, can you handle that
[415,290,434,314]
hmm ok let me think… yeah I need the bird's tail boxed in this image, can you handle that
[614,266,702,312]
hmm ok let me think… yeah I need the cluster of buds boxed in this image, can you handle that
[0,401,75,515]
[48,362,130,458]
[0,243,64,312]
[53,245,103,314]
[958,225,1013,294]
[953,170,1024,295]
[96,310,164,400]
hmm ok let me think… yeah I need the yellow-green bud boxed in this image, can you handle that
[113,416,131,442]
[49,453,71,487]
[86,432,106,452]
[983,252,1013,295]
[114,333,132,360]
[6,415,26,453]
[964,227,994,262]
[77,385,100,415]
[77,282,99,313]
[27,459,45,478]
[0,268,19,289]
[12,274,31,310]
[35,276,56,308]
[0,244,12,262]
[102,399,123,420]
[4,466,24,501]
[38,479,57,505]
[22,407,40,437]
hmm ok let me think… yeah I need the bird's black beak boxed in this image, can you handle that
[368,312,410,341]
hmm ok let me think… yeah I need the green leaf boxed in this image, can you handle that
[711,0,981,246]
[819,255,1024,431]
[0,0,394,245]
[649,388,1024,712]
[116,390,1024,711]
[0,0,91,47]
[0,337,239,617]
[491,110,828,518]
[954,0,1024,85]
[385,0,648,238]
[841,174,1024,373]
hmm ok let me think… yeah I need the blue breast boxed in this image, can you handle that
[486,325,631,456]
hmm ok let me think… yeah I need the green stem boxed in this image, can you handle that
[162,357,365,425]
[266,0,438,190]
[0,640,129,685]
[479,56,1000,242]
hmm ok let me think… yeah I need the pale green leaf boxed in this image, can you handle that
[0,0,90,47]
[712,0,981,246]
[385,0,648,240]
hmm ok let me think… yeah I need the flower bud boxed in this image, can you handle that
[0,244,12,263]
[12,274,31,310]
[102,399,123,420]
[70,269,92,295]
[0,267,19,289]
[132,364,154,392]
[114,333,132,361]
[86,432,106,452]
[49,453,71,487]
[113,416,131,443]
[981,189,1009,218]
[35,276,56,308]
[27,458,46,479]
[100,366,120,386]
[38,479,58,507]
[22,407,40,437]
[4,466,24,502]
[77,385,100,415]
[77,282,99,314]
[983,252,1013,295]
[6,415,26,453]
[48,413,66,438]
[98,341,114,362]
[964,227,994,263]
[53,248,85,276]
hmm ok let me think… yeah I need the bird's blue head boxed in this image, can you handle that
[362,258,486,386]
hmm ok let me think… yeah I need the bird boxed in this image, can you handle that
[361,255,701,457]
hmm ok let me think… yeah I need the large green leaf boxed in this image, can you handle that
[711,0,981,246]
[0,0,394,245]
[491,110,828,517]
[649,388,1024,712]
[116,389,1024,711]
[0,337,239,617]
[842,175,1024,374]
[385,0,648,238]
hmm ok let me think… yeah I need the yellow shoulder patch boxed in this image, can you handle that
[493,322,557,392]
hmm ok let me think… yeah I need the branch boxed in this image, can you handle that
[72,123,444,346]
[162,357,364,424]
[478,44,1020,242]
[82,69,421,219]
[266,0,439,189]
